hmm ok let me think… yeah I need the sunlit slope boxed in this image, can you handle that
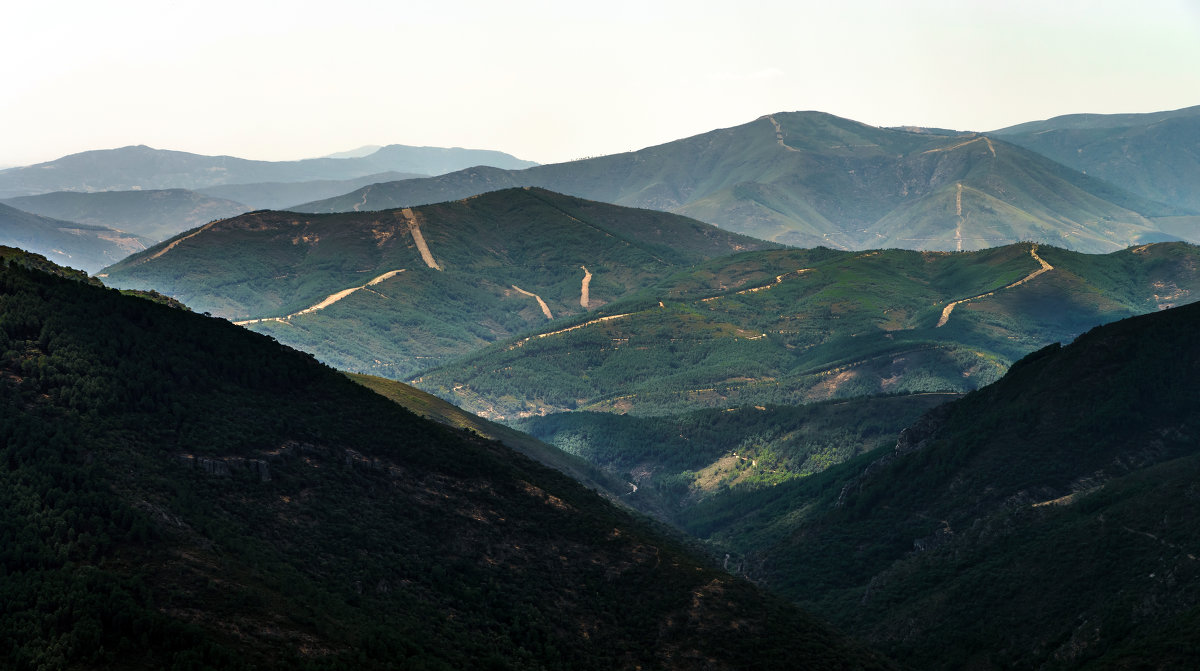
[295,111,1171,251]
[707,298,1200,668]
[415,242,1200,419]
[101,187,776,377]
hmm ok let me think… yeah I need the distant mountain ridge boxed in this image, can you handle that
[3,188,249,242]
[0,202,146,272]
[196,171,424,210]
[0,143,537,198]
[293,111,1181,253]
[994,104,1200,215]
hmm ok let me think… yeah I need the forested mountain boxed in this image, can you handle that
[415,241,1200,419]
[691,298,1200,668]
[3,189,249,242]
[0,246,889,670]
[0,144,536,198]
[994,105,1200,215]
[292,111,1180,252]
[0,203,146,273]
[100,188,774,377]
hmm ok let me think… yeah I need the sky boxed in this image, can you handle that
[3,0,1200,167]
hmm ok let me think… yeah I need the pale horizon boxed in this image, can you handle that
[4,0,1199,168]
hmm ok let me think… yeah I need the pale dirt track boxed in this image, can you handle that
[400,208,441,270]
[234,269,404,326]
[955,183,964,252]
[936,245,1053,327]
[144,219,223,262]
[511,285,554,319]
[580,266,592,308]
[766,116,801,152]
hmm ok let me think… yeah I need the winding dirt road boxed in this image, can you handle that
[936,244,1053,327]
[234,269,404,326]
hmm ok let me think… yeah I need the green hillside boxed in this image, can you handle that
[100,188,777,378]
[694,299,1200,668]
[995,104,1200,216]
[294,111,1172,252]
[415,242,1200,419]
[3,188,249,241]
[0,247,889,670]
[0,203,147,273]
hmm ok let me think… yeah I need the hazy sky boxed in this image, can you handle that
[4,0,1199,167]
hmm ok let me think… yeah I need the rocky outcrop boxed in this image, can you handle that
[835,404,951,508]
[176,454,271,482]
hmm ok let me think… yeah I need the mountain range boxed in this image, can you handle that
[0,247,888,669]
[6,101,1200,668]
[0,144,537,198]
[292,110,1194,252]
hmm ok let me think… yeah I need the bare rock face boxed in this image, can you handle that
[197,457,232,477]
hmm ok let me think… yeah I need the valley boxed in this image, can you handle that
[4,99,1200,669]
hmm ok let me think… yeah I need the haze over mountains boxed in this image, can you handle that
[293,110,1197,253]
[0,143,537,198]
[0,202,146,272]
[3,189,250,242]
